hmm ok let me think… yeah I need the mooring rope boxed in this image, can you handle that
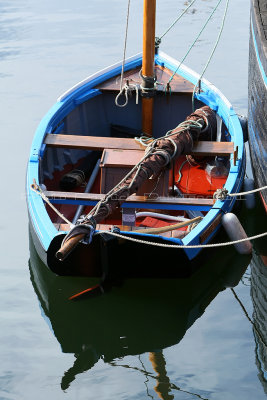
[96,230,267,249]
[31,181,267,249]
[214,185,267,200]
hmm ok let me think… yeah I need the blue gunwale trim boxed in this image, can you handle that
[27,51,245,257]
[58,54,143,103]
[49,198,212,212]
[155,52,245,259]
[27,56,143,251]
[251,17,267,88]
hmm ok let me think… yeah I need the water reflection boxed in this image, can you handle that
[29,232,250,397]
[251,251,267,395]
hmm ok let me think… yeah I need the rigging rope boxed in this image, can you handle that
[192,0,230,111]
[167,0,223,86]
[158,0,197,41]
[86,118,204,219]
[115,0,131,107]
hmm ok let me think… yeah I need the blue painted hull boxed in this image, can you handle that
[248,0,267,210]
[26,51,245,275]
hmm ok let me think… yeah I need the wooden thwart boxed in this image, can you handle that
[45,191,215,206]
[45,134,234,156]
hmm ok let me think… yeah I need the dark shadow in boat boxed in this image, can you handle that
[29,229,251,393]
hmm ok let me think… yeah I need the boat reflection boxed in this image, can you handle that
[251,250,267,394]
[29,231,250,396]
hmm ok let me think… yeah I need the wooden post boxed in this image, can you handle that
[142,0,156,137]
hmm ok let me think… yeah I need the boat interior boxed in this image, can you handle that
[40,65,234,240]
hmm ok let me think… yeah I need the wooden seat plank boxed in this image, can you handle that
[44,134,234,156]
[45,134,145,151]
[45,191,215,206]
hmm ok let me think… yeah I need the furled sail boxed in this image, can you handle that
[57,106,217,260]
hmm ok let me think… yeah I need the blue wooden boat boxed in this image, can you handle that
[26,1,246,278]
[248,0,267,212]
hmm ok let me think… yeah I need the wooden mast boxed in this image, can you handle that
[142,0,156,137]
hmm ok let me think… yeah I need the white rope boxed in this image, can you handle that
[214,185,267,200]
[230,185,267,197]
[30,181,74,227]
[31,182,267,250]
[115,85,129,107]
[115,82,139,107]
[96,230,267,249]
[115,0,132,108]
[119,0,130,93]
[136,212,190,222]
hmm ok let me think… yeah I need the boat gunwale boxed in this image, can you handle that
[26,52,245,258]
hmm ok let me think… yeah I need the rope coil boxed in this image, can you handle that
[115,83,139,107]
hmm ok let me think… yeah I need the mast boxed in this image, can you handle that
[142,0,156,137]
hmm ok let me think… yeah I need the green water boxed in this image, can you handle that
[1,0,267,398]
